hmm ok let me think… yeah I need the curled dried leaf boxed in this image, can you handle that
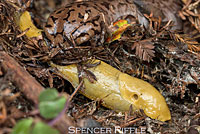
[84,69,97,83]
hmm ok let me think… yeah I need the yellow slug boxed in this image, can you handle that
[50,60,171,121]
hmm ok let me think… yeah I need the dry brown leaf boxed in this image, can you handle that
[131,40,155,62]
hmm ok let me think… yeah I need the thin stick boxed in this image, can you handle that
[120,116,145,128]
[69,80,84,101]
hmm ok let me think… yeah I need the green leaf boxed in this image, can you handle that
[32,122,59,134]
[39,88,58,102]
[39,96,66,119]
[12,118,33,134]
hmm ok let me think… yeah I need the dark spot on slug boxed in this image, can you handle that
[76,32,90,38]
[50,16,58,22]
[71,20,76,23]
[101,2,110,10]
[85,9,91,14]
[45,24,52,28]
[55,8,65,14]
[77,4,81,8]
[78,13,84,19]
[88,15,101,27]
[55,28,64,35]
[63,9,75,21]
[63,17,69,21]
[91,28,101,35]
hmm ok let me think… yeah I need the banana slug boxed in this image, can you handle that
[51,60,171,122]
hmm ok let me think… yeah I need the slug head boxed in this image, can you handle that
[119,73,171,122]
